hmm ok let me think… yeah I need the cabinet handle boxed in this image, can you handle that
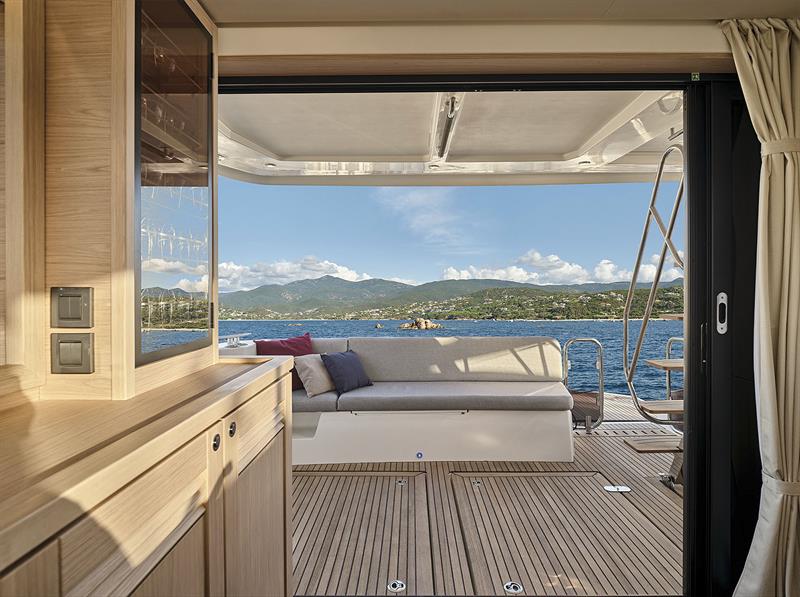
[212,433,221,451]
[228,421,237,437]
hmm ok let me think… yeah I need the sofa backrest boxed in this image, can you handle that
[310,338,348,354]
[347,336,563,382]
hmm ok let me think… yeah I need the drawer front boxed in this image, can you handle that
[227,375,288,473]
[59,433,209,597]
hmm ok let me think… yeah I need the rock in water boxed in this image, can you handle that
[399,318,442,330]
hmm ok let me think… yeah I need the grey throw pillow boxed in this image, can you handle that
[320,350,372,395]
[294,354,336,397]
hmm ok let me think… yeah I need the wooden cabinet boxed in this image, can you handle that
[54,423,223,597]
[131,518,206,597]
[223,378,291,597]
[0,542,59,597]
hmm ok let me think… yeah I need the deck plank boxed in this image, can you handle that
[293,472,434,596]
[293,417,683,596]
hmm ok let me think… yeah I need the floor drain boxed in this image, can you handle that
[396,479,408,487]
[503,580,524,594]
[387,579,406,593]
[604,484,632,493]
[472,480,483,488]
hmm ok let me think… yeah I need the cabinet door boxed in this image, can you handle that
[0,542,59,597]
[59,424,224,597]
[224,377,290,597]
[132,517,205,597]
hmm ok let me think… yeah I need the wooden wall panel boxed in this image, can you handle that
[0,4,6,367]
[44,0,113,399]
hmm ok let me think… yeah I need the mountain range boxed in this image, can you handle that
[217,275,683,315]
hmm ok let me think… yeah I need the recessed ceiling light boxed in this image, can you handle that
[578,160,592,166]
[429,164,440,170]
[265,162,277,169]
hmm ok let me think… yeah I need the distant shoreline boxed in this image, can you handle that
[218,317,666,323]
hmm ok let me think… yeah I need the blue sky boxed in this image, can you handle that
[217,177,684,291]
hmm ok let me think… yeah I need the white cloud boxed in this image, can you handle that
[178,274,208,293]
[142,258,207,275]
[442,265,541,283]
[442,248,683,286]
[639,253,682,283]
[218,256,371,291]
[376,188,479,254]
[517,250,591,284]
[387,277,420,286]
[593,259,633,283]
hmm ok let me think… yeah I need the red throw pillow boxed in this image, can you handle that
[255,333,313,390]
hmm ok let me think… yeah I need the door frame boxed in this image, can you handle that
[218,72,760,596]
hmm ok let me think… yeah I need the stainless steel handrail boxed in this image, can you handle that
[623,144,685,425]
[665,336,684,399]
[563,338,605,431]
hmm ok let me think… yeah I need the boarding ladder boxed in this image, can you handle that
[623,145,686,427]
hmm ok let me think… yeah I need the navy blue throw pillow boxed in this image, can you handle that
[320,350,372,395]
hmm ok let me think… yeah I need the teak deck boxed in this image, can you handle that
[293,396,683,596]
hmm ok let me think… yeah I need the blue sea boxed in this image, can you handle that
[218,319,684,401]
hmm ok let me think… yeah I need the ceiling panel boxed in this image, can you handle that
[200,0,798,24]
[220,93,436,160]
[448,91,640,161]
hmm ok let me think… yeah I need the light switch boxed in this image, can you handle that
[50,287,93,328]
[59,341,84,366]
[51,333,94,374]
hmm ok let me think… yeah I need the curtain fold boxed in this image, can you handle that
[721,18,800,597]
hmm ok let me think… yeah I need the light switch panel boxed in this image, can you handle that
[50,287,93,328]
[51,333,94,374]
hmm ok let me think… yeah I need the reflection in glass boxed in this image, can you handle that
[136,0,212,362]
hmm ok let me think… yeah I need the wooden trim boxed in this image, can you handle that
[135,345,215,396]
[111,0,136,399]
[0,0,45,405]
[219,52,736,78]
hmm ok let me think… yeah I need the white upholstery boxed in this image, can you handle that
[337,381,572,411]
[348,336,563,382]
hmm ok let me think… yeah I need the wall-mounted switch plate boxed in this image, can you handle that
[51,333,94,374]
[50,287,93,328]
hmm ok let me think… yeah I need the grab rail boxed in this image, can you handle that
[623,144,685,425]
[665,336,684,399]
[563,338,605,431]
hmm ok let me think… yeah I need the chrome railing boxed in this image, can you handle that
[563,338,605,431]
[623,144,685,425]
[665,336,684,399]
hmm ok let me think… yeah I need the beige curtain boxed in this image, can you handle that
[721,18,800,597]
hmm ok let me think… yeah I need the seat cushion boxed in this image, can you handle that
[292,389,339,413]
[336,381,572,412]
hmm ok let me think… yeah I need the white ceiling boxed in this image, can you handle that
[218,90,684,185]
[201,0,798,24]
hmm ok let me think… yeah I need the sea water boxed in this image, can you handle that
[217,319,684,401]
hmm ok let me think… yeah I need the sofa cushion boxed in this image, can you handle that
[321,350,373,395]
[256,333,313,390]
[347,336,563,382]
[336,381,572,412]
[292,389,339,413]
[294,354,335,397]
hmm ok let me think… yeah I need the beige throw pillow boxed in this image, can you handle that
[294,354,336,397]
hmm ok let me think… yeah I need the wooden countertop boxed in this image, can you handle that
[0,356,293,572]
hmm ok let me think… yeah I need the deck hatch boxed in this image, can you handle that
[292,472,433,596]
[451,471,682,596]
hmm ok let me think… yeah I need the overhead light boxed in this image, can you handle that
[578,160,592,166]
[428,164,440,170]
[265,162,277,169]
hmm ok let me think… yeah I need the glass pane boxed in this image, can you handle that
[137,0,212,362]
